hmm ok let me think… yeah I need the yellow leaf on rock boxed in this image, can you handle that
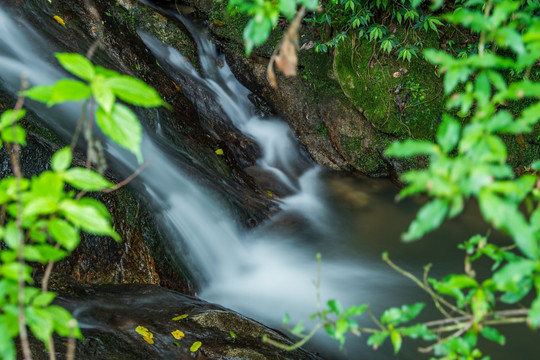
[215,149,224,155]
[172,314,189,321]
[266,190,273,198]
[213,19,226,26]
[190,341,202,352]
[171,330,185,339]
[53,16,66,27]
[136,325,154,344]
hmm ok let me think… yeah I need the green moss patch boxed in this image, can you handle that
[334,34,444,141]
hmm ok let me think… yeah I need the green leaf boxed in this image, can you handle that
[95,104,142,163]
[367,331,388,349]
[24,85,53,103]
[480,326,505,345]
[437,115,461,153]
[283,312,290,325]
[55,53,95,82]
[390,331,402,354]
[278,0,296,19]
[25,307,54,346]
[493,259,536,292]
[47,305,82,338]
[528,297,540,328]
[399,324,437,341]
[63,168,113,191]
[91,75,115,113]
[22,197,58,218]
[59,199,119,240]
[403,199,448,241]
[292,321,305,335]
[190,341,202,352]
[23,244,67,263]
[243,17,273,55]
[48,79,91,106]
[342,304,368,318]
[298,0,318,11]
[104,75,163,107]
[0,263,33,283]
[51,147,72,172]
[0,320,16,360]
[32,292,56,307]
[385,140,439,158]
[0,109,26,129]
[1,125,26,146]
[327,299,343,315]
[3,221,22,250]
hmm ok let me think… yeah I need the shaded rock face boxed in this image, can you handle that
[0,123,193,293]
[30,276,322,360]
[2,0,275,227]
[0,0,286,290]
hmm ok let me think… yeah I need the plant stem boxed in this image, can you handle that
[8,79,32,360]
[262,323,323,351]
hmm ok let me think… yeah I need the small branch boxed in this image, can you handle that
[48,337,56,360]
[419,322,472,353]
[262,323,323,351]
[102,160,153,193]
[66,319,77,360]
[383,254,468,317]
[367,307,386,332]
[9,78,33,360]
[41,243,61,292]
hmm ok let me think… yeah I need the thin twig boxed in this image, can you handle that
[9,78,33,360]
[47,337,56,360]
[383,254,468,316]
[102,160,153,193]
[66,319,77,360]
[41,243,61,292]
[262,323,323,351]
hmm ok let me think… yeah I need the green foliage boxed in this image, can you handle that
[306,0,443,62]
[268,0,540,358]
[228,0,318,54]
[0,53,164,359]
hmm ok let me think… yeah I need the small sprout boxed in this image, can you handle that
[215,148,224,155]
[229,331,237,340]
[173,341,180,348]
[190,341,202,352]
[171,330,185,340]
[53,16,66,27]
[172,314,189,321]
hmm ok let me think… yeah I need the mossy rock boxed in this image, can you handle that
[334,34,444,142]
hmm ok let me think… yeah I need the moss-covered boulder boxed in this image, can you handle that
[334,34,444,141]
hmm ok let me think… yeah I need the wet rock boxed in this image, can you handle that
[29,276,323,360]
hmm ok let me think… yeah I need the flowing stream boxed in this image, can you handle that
[0,4,534,359]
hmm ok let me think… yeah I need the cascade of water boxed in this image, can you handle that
[0,5,399,359]
[0,6,249,281]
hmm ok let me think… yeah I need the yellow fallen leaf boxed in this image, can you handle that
[171,330,185,339]
[53,15,66,27]
[136,325,154,344]
[172,314,189,321]
[215,148,224,155]
[190,341,202,352]
[142,336,154,344]
[213,19,226,26]
[266,190,273,198]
